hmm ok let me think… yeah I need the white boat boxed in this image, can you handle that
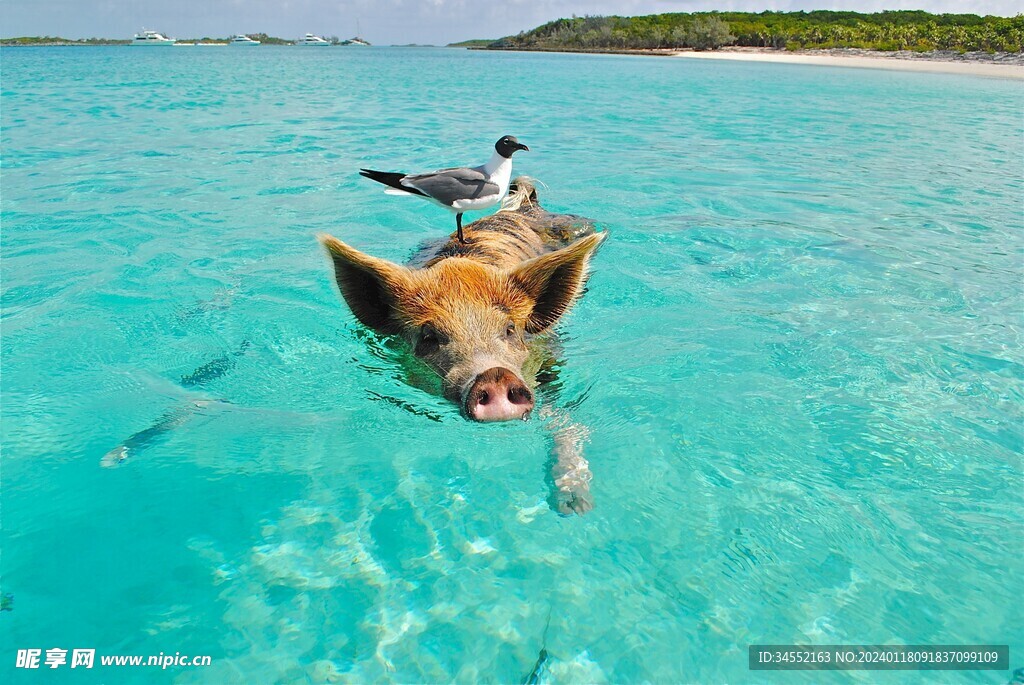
[340,37,370,46]
[132,29,175,46]
[229,34,260,46]
[296,33,330,46]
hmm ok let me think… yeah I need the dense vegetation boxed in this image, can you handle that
[490,11,1024,53]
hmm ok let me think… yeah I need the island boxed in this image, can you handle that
[462,10,1023,58]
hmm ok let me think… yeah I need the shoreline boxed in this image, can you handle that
[477,45,1024,79]
[672,47,1024,80]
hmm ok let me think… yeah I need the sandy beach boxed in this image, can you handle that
[673,47,1024,80]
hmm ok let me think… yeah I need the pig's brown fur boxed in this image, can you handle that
[319,178,605,406]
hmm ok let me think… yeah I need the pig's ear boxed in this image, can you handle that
[318,234,409,335]
[510,232,606,334]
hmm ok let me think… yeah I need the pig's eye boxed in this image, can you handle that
[417,324,442,353]
[504,322,517,338]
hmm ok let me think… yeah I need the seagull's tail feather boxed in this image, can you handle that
[359,169,426,197]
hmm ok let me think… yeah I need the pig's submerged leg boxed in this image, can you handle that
[101,341,250,467]
[100,402,210,468]
[540,406,594,515]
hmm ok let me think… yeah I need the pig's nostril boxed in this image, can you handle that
[464,368,535,421]
[507,386,532,405]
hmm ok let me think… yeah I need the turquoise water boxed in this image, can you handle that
[2,46,1022,683]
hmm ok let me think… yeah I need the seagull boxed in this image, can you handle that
[359,135,529,243]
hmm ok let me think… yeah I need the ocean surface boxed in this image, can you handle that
[1,46,1022,683]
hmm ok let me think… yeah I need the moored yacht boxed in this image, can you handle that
[229,34,261,46]
[296,33,330,46]
[132,29,175,46]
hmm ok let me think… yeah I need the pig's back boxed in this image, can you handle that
[411,205,598,270]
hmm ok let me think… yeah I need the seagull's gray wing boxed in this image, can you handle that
[402,166,499,208]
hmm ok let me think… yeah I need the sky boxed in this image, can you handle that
[2,0,1019,45]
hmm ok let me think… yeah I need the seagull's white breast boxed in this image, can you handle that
[451,195,501,211]
[483,153,513,196]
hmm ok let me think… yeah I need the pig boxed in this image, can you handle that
[320,178,605,514]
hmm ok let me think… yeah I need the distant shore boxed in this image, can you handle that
[475,45,1023,79]
[672,47,1024,79]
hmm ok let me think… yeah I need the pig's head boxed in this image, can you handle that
[319,232,605,422]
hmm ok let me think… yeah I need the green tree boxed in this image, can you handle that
[686,16,736,50]
[485,10,1024,54]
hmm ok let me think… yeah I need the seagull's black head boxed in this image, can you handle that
[495,135,529,159]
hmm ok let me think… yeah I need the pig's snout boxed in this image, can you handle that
[464,367,534,422]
